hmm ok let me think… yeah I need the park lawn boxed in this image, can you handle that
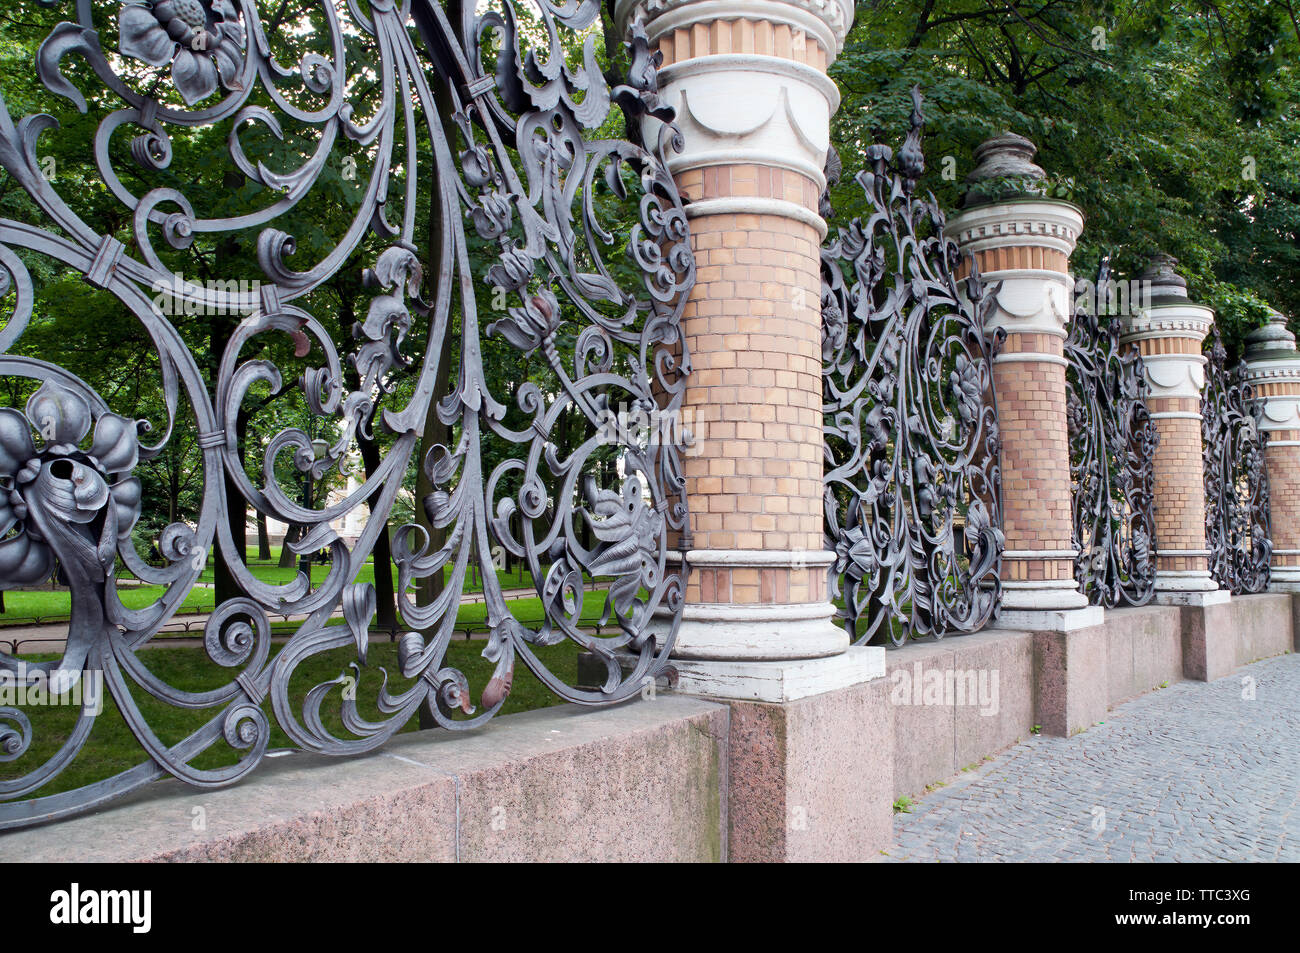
[1,635,587,801]
[151,557,536,593]
[228,587,616,639]
[0,563,543,627]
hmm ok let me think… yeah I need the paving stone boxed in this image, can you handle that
[881,653,1300,862]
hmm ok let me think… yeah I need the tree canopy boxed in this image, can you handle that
[828,0,1300,355]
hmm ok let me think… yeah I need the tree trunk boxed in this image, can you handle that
[358,423,398,636]
[211,169,247,600]
[338,288,400,638]
[256,510,271,561]
[278,523,302,568]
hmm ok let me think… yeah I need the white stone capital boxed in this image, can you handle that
[653,56,837,190]
[949,200,1083,338]
[983,270,1074,339]
[948,200,1084,258]
[1119,302,1215,403]
[1243,354,1300,433]
[619,0,853,231]
[616,0,855,56]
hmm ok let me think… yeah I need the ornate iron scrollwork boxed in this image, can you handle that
[1065,259,1159,606]
[821,89,1005,647]
[0,0,693,827]
[1202,329,1271,593]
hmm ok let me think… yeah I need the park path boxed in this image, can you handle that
[880,652,1300,862]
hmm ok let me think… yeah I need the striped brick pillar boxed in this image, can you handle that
[617,0,862,675]
[1242,309,1300,591]
[1119,255,1223,604]
[615,0,893,865]
[948,134,1099,630]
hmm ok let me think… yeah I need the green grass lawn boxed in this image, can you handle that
[0,559,542,627]
[162,550,537,593]
[1,636,587,801]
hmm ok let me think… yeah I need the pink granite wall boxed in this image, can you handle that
[725,677,894,862]
[0,697,729,863]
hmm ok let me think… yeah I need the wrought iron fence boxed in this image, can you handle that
[0,0,694,828]
[1065,260,1158,607]
[821,88,1005,647]
[1202,329,1271,593]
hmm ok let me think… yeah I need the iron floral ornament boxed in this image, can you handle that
[0,0,693,827]
[1065,259,1159,607]
[119,1,247,105]
[1202,329,1271,594]
[821,88,1005,647]
[0,383,142,694]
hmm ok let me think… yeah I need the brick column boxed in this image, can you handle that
[1242,309,1300,591]
[616,0,892,863]
[1119,255,1225,606]
[620,0,861,668]
[948,134,1099,631]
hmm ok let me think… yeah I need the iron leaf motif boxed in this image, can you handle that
[821,88,1005,647]
[0,0,694,828]
[1065,258,1159,607]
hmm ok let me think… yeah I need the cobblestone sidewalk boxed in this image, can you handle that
[883,652,1300,862]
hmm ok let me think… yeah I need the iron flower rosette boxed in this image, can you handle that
[118,0,246,105]
[0,382,141,691]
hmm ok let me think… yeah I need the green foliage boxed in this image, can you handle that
[962,173,1079,206]
[829,0,1300,358]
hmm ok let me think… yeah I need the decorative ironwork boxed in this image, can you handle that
[1065,259,1158,606]
[1202,329,1271,593]
[821,88,1005,647]
[0,0,694,827]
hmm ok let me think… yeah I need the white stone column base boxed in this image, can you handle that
[1153,565,1229,606]
[1153,588,1231,607]
[1153,570,1225,605]
[657,601,849,660]
[999,579,1091,611]
[1267,565,1300,591]
[991,605,1104,632]
[668,644,885,703]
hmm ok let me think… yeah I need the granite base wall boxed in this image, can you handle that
[0,697,729,863]
[888,594,1295,798]
[2,596,1290,862]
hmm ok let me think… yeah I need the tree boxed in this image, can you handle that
[827,0,1300,358]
